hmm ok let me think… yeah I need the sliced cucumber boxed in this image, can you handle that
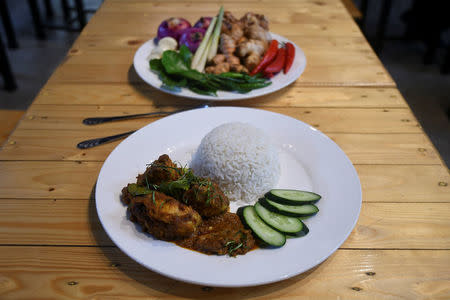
[238,206,286,247]
[254,202,307,235]
[265,189,321,205]
[261,198,319,217]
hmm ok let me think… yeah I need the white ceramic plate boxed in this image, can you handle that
[96,107,361,287]
[133,33,306,101]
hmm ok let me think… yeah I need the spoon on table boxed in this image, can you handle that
[77,104,209,149]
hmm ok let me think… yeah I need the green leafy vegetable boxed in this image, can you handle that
[179,44,193,67]
[149,47,271,96]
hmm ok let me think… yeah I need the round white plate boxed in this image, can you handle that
[133,33,306,101]
[96,107,361,287]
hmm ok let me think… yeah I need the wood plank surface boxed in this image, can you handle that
[48,45,393,86]
[86,1,360,37]
[0,161,99,200]
[1,200,449,249]
[0,130,440,164]
[44,0,394,86]
[0,247,448,299]
[357,165,450,202]
[33,84,407,107]
[1,0,448,298]
[0,110,24,146]
[72,35,374,53]
[0,162,448,202]
[14,106,419,133]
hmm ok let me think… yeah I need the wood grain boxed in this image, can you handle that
[0,0,448,297]
[342,202,450,249]
[48,45,393,86]
[0,162,447,202]
[15,105,419,132]
[0,131,438,163]
[329,133,441,165]
[0,247,448,299]
[33,84,407,107]
[0,200,449,249]
[72,35,374,53]
[0,161,99,199]
[62,0,392,86]
[87,1,360,37]
[357,165,450,202]
[0,110,24,146]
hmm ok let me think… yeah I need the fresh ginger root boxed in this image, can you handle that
[205,11,270,74]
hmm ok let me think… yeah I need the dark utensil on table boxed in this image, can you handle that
[77,104,209,149]
[77,130,136,149]
[82,104,209,125]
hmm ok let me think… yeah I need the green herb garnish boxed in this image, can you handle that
[225,241,243,256]
[127,183,152,196]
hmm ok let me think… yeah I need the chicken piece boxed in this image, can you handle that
[177,212,255,256]
[244,52,262,71]
[237,39,267,57]
[205,62,230,75]
[137,154,181,186]
[245,24,271,45]
[123,187,202,241]
[241,12,269,30]
[182,179,229,218]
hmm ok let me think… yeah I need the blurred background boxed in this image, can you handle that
[0,0,449,167]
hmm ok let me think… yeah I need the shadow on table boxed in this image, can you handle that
[88,183,325,298]
[126,65,295,108]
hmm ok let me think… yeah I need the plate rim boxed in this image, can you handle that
[132,33,307,101]
[95,106,362,287]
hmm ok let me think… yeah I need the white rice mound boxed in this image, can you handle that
[190,122,280,204]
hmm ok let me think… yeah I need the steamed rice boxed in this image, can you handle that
[190,122,280,204]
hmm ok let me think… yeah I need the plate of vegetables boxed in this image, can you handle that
[133,7,306,101]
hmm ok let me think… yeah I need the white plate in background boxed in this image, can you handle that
[133,33,306,101]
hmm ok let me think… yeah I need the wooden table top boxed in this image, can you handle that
[0,0,449,298]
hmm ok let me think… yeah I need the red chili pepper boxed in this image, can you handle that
[284,42,295,73]
[250,39,279,75]
[263,71,274,78]
[264,47,286,74]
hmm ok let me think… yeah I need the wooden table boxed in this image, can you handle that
[1,0,449,298]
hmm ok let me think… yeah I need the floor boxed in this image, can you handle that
[1,0,449,167]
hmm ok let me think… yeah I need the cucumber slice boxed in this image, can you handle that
[261,198,319,217]
[254,202,307,235]
[238,206,286,247]
[265,189,321,205]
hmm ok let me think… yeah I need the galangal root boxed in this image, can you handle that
[205,12,271,75]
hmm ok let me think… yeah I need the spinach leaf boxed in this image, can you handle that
[161,50,189,74]
[150,59,186,91]
[150,49,271,96]
[179,45,193,67]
